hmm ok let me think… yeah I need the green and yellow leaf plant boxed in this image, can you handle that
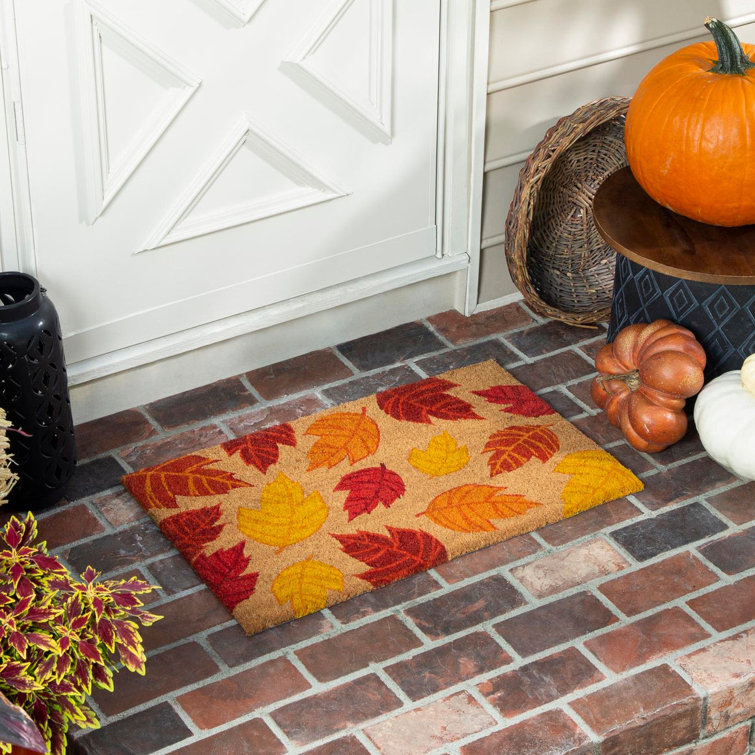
[0,513,161,755]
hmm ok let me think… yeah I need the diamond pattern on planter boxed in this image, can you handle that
[608,256,755,377]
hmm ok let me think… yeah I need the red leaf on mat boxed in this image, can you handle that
[334,463,406,521]
[473,384,556,417]
[193,542,259,611]
[483,425,560,476]
[123,455,252,509]
[377,378,483,424]
[159,505,225,561]
[221,424,296,474]
[333,526,448,587]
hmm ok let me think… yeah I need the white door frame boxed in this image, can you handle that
[0,0,489,386]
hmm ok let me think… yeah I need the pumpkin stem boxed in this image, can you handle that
[595,370,642,392]
[705,17,755,75]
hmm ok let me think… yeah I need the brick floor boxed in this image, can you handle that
[6,301,752,754]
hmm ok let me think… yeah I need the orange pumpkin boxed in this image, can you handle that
[625,18,755,226]
[591,320,707,452]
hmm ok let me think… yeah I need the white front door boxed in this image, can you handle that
[10,0,441,367]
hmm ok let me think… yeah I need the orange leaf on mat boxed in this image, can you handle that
[482,425,560,476]
[122,455,253,510]
[333,526,449,587]
[419,483,542,532]
[377,378,483,424]
[237,472,328,550]
[334,463,406,522]
[221,423,296,474]
[272,558,344,618]
[305,407,380,470]
[555,450,644,516]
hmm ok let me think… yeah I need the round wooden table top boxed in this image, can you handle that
[593,167,755,285]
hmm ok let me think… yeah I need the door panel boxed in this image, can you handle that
[14,0,440,364]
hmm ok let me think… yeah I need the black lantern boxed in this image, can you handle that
[0,273,76,510]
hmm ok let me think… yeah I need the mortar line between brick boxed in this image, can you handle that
[463,681,508,727]
[697,497,755,531]
[691,548,748,584]
[390,608,435,647]
[420,316,456,349]
[136,404,166,434]
[516,301,547,323]
[559,702,602,747]
[496,337,531,364]
[353,728,383,755]
[236,373,266,403]
[663,722,755,755]
[285,649,323,688]
[72,499,118,537]
[407,358,429,379]
[371,663,414,705]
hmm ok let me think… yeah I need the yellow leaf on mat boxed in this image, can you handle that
[272,559,345,618]
[305,407,380,470]
[420,483,542,532]
[555,450,644,517]
[409,431,469,476]
[237,472,328,550]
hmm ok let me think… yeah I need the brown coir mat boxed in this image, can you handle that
[122,360,643,635]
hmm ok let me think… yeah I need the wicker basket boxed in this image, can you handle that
[505,96,630,326]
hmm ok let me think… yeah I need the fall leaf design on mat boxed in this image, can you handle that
[333,526,448,587]
[419,484,541,532]
[334,464,406,522]
[221,423,296,474]
[409,431,469,476]
[237,472,328,551]
[482,426,560,476]
[159,505,225,561]
[305,407,380,470]
[555,450,644,517]
[272,558,344,618]
[377,378,483,424]
[122,455,252,509]
[473,384,556,417]
[193,542,259,611]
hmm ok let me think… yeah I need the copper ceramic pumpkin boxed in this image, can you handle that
[625,18,755,226]
[591,320,707,452]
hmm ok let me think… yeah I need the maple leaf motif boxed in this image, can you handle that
[334,463,406,521]
[271,559,344,618]
[122,455,252,509]
[409,431,469,476]
[473,384,556,417]
[377,378,483,424]
[159,505,225,561]
[305,407,380,470]
[555,450,643,516]
[237,472,328,550]
[193,542,259,611]
[419,483,542,531]
[333,526,448,587]
[221,424,296,474]
[482,425,560,476]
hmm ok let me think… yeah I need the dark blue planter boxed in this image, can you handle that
[0,273,76,510]
[608,255,755,381]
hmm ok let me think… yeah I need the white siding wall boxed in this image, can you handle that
[479,0,755,306]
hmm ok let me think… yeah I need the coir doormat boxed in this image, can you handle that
[122,360,643,635]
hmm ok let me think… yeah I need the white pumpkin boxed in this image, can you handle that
[694,354,755,481]
[743,353,755,395]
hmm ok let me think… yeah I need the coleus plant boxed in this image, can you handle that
[0,513,161,755]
